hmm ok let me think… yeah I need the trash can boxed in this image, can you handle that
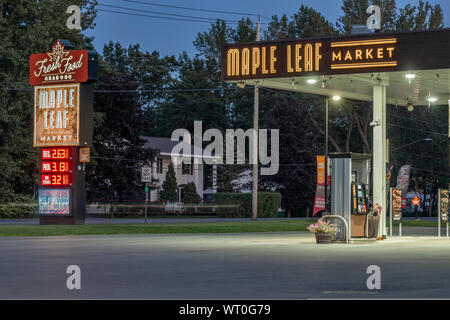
[367,212,380,238]
[277,209,286,217]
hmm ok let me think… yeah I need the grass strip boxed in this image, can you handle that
[0,220,314,237]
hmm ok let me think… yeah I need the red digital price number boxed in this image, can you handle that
[42,161,70,173]
[41,148,71,160]
[41,174,71,186]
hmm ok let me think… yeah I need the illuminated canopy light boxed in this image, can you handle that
[332,95,342,101]
[405,73,416,80]
[427,97,438,103]
[306,79,317,84]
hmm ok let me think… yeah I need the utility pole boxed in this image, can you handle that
[252,16,261,222]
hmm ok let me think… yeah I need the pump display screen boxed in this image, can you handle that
[352,183,368,215]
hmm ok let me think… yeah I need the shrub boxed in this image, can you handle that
[0,202,38,218]
[159,162,178,202]
[91,202,166,218]
[182,182,202,204]
[213,192,281,218]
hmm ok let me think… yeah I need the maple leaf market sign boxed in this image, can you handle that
[221,29,450,81]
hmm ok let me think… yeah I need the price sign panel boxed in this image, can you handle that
[42,161,70,173]
[41,147,71,160]
[40,147,74,187]
[41,174,71,187]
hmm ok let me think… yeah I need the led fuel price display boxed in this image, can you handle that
[41,174,71,186]
[40,147,73,187]
[42,161,70,173]
[41,148,71,160]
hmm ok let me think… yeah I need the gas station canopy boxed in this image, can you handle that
[221,28,450,238]
[227,69,450,107]
[221,28,450,106]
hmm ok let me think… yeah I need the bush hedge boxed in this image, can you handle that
[0,201,38,218]
[213,192,281,218]
[88,202,166,218]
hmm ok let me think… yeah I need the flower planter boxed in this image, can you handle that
[314,233,333,244]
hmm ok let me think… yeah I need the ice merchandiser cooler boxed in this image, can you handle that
[329,153,372,239]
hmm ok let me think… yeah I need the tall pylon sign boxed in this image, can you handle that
[30,39,97,224]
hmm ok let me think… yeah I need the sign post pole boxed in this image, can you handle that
[438,190,441,238]
[145,183,149,224]
[141,167,152,224]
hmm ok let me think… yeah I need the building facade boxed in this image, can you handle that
[142,137,218,202]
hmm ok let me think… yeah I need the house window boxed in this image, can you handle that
[157,158,163,174]
[182,162,193,175]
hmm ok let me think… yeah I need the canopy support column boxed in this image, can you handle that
[372,75,388,238]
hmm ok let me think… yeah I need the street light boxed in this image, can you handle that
[392,138,432,152]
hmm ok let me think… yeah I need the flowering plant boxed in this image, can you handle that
[307,219,339,234]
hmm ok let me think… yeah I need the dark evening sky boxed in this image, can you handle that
[86,0,450,57]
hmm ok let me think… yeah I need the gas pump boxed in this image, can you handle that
[352,183,368,215]
[329,153,373,239]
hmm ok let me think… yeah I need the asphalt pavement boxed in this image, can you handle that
[1,232,450,299]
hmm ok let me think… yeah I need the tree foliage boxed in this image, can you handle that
[159,162,178,202]
[182,182,202,204]
[1,0,448,217]
[86,61,157,201]
[337,0,444,32]
[0,0,96,202]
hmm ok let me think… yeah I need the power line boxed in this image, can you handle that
[388,109,448,128]
[0,86,252,93]
[409,166,450,176]
[0,85,447,137]
[98,8,242,24]
[0,83,446,129]
[119,0,260,17]
[260,87,449,138]
[0,81,29,85]
[0,87,32,91]
[97,3,241,23]
[94,87,251,93]
[387,123,447,137]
